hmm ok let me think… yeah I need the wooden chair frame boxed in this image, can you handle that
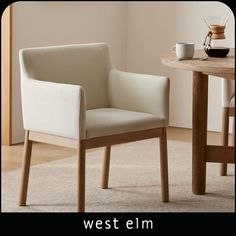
[19,127,169,212]
[220,107,235,176]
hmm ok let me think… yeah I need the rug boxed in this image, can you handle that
[1,139,234,212]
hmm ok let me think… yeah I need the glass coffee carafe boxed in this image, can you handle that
[203,16,230,57]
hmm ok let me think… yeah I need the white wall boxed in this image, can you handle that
[174,2,234,132]
[126,2,177,74]
[11,1,127,143]
[126,1,234,132]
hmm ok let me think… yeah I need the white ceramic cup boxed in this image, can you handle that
[172,42,195,60]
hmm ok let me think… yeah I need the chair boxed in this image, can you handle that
[19,43,170,212]
[220,79,235,176]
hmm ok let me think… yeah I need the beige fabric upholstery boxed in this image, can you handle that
[222,79,235,108]
[109,69,170,120]
[20,43,170,139]
[230,95,235,108]
[86,108,166,138]
[20,78,86,139]
[20,43,111,109]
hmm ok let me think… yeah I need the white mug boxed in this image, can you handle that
[172,42,195,60]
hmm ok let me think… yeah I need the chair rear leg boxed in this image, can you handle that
[220,108,229,176]
[77,140,86,212]
[101,146,111,189]
[19,130,33,206]
[159,128,169,202]
[232,115,235,146]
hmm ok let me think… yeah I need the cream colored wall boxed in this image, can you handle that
[174,2,234,132]
[126,1,234,132]
[11,1,127,143]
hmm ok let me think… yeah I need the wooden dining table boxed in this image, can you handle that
[162,49,235,194]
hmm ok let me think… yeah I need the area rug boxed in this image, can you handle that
[1,139,234,212]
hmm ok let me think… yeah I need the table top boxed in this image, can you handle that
[162,48,235,79]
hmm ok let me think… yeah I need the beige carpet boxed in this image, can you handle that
[1,139,234,212]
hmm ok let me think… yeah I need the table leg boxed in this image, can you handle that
[192,72,208,194]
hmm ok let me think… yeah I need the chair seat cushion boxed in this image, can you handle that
[86,108,166,138]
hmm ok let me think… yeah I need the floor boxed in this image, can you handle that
[1,127,232,172]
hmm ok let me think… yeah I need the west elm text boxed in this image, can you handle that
[83,218,154,230]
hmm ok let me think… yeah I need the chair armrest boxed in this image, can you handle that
[108,69,170,124]
[222,78,235,108]
[21,76,86,139]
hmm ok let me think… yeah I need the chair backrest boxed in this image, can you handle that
[222,79,235,107]
[20,43,112,109]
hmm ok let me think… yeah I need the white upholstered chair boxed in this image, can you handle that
[220,79,235,176]
[19,43,170,212]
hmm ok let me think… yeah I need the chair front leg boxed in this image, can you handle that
[19,130,33,206]
[159,127,169,202]
[101,146,111,189]
[77,140,86,212]
[220,107,229,176]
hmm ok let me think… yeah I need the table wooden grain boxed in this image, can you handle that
[162,49,234,79]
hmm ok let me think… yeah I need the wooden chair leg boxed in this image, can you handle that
[77,140,86,212]
[159,128,169,202]
[19,130,33,206]
[232,115,235,146]
[220,107,229,176]
[101,146,111,189]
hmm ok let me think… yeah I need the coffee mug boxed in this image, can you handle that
[172,42,195,60]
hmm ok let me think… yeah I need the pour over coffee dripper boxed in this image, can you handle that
[203,16,230,57]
